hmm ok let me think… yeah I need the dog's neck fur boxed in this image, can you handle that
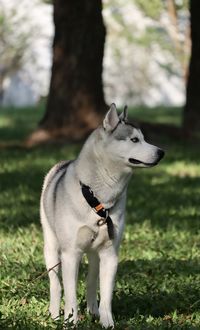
[75,129,132,209]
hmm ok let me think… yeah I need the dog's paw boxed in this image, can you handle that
[87,301,99,317]
[100,318,114,329]
[99,308,114,328]
[64,310,78,326]
[49,308,60,320]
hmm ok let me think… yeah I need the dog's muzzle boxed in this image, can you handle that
[129,148,165,167]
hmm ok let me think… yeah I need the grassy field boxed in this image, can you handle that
[0,106,200,329]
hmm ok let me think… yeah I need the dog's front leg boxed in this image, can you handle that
[61,250,81,324]
[86,251,99,317]
[99,247,118,328]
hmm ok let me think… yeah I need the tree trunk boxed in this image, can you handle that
[39,0,107,141]
[183,0,200,135]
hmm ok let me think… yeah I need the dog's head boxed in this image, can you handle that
[99,104,165,168]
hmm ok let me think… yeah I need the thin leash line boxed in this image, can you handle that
[33,261,61,282]
[1,262,63,302]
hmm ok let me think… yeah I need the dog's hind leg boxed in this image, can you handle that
[86,251,99,317]
[61,250,81,324]
[43,221,61,320]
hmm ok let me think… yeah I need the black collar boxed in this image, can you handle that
[80,182,114,240]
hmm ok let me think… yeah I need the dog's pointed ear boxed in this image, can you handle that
[103,103,119,132]
[119,105,128,122]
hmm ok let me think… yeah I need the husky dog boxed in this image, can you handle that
[40,104,164,328]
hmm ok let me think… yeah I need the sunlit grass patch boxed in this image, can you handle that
[165,161,200,178]
[129,105,182,126]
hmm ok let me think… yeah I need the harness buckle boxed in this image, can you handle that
[97,218,107,226]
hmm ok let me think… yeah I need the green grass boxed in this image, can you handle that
[1,106,200,329]
[0,106,44,143]
[129,106,182,126]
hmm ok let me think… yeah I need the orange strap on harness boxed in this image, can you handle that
[95,204,104,212]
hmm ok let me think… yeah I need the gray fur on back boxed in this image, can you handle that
[42,160,72,229]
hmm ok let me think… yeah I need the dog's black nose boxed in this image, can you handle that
[157,149,165,160]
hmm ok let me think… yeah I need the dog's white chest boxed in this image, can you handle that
[76,223,113,252]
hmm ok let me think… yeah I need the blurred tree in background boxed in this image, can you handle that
[0,3,33,103]
[134,0,189,80]
[184,0,200,135]
[36,0,192,139]
[102,0,189,106]
[0,0,52,107]
[39,0,107,141]
[3,3,199,134]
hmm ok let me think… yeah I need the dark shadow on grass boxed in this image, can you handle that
[0,145,80,230]
[0,167,43,229]
[127,173,200,231]
[113,258,200,320]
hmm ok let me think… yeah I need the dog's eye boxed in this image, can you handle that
[131,137,139,143]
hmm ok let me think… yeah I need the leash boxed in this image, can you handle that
[80,182,114,239]
[33,262,61,282]
[9,262,62,301]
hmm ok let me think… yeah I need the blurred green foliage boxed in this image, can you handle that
[135,0,188,18]
[134,0,163,19]
[0,2,34,97]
